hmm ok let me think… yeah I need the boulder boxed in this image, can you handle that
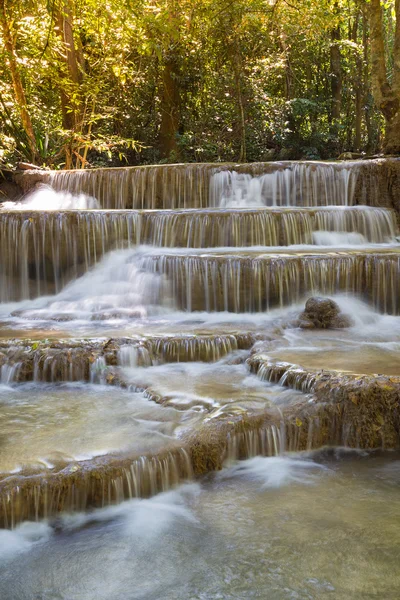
[16,162,45,171]
[297,297,352,329]
[338,152,363,160]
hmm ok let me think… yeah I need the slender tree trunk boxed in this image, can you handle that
[362,5,374,151]
[232,39,246,162]
[369,0,400,153]
[330,3,342,121]
[159,54,181,159]
[0,0,37,161]
[159,0,181,160]
[353,12,362,150]
[280,32,292,100]
[53,0,83,167]
[354,76,363,150]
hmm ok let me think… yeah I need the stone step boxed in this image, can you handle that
[1,362,399,527]
[134,248,400,314]
[14,158,397,210]
[0,207,397,302]
[3,247,400,315]
[0,334,257,383]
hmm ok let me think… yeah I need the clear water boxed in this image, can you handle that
[0,365,303,479]
[119,353,304,415]
[1,166,399,598]
[267,334,400,376]
[0,383,186,475]
[259,296,400,376]
[1,451,399,600]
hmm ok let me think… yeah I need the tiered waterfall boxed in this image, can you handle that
[1,159,400,526]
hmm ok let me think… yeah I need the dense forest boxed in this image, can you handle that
[0,0,399,169]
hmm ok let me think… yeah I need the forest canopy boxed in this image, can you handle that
[0,0,399,169]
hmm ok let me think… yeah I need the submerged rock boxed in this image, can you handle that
[297,296,352,329]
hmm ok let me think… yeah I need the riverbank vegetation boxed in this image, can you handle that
[0,0,399,168]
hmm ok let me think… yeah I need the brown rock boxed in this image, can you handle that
[298,296,352,329]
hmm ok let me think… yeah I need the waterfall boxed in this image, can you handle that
[18,159,390,210]
[5,248,399,322]
[0,206,396,301]
[0,185,99,210]
[133,250,400,314]
[47,163,214,209]
[226,423,284,462]
[1,159,400,528]
[0,447,193,527]
[210,162,360,208]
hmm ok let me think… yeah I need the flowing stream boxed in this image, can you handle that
[1,451,400,599]
[1,160,400,598]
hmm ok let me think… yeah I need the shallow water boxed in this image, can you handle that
[119,353,304,415]
[1,169,400,598]
[0,364,304,478]
[251,296,400,375]
[268,339,400,375]
[0,383,186,475]
[1,451,399,600]
[2,294,400,381]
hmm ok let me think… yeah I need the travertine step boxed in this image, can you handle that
[0,207,397,301]
[14,158,395,209]
[134,248,400,313]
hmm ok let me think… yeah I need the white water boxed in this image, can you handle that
[118,344,140,367]
[1,185,100,210]
[1,453,400,599]
[312,231,367,245]
[0,483,201,562]
[2,263,400,342]
[255,295,400,376]
[120,355,303,414]
[219,455,330,488]
[5,241,394,325]
[3,248,174,323]
[0,160,400,597]
[0,521,52,561]
[211,163,359,208]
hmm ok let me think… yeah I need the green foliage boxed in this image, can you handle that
[0,0,394,168]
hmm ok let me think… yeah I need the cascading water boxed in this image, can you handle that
[210,163,360,208]
[18,159,386,209]
[0,206,397,301]
[5,248,174,323]
[2,453,400,599]
[1,184,100,210]
[1,159,400,542]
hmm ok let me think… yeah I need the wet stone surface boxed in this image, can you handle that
[297,296,353,329]
[1,451,400,600]
[1,160,400,597]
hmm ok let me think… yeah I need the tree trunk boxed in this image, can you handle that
[353,12,362,150]
[232,39,246,163]
[0,0,37,161]
[369,0,400,153]
[362,5,374,152]
[159,54,180,159]
[158,0,181,160]
[354,74,363,150]
[330,4,342,121]
[280,32,292,100]
[53,0,83,166]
